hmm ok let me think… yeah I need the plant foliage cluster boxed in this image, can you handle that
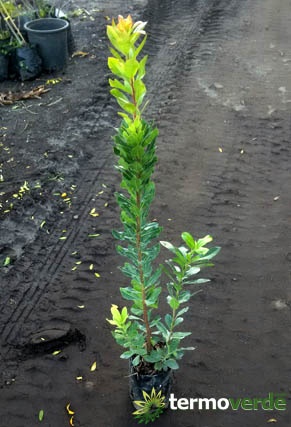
[107,15,220,372]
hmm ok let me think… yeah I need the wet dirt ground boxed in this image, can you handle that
[1,0,291,425]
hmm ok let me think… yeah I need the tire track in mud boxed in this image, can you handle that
[0,89,119,348]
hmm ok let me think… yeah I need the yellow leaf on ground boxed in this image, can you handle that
[66,403,75,415]
[69,415,74,426]
[72,50,89,58]
[90,361,97,371]
[219,147,223,152]
[94,272,100,278]
[89,208,99,217]
[267,419,277,423]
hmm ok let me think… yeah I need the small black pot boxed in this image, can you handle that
[129,359,173,409]
[10,45,42,81]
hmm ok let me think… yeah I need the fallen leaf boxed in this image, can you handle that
[88,233,100,238]
[76,376,83,380]
[94,272,100,278]
[52,350,61,356]
[72,50,89,58]
[59,236,67,240]
[0,85,50,105]
[90,361,97,371]
[75,261,82,265]
[46,78,62,85]
[61,193,67,198]
[69,416,74,426]
[89,208,99,217]
[38,409,44,421]
[71,266,77,271]
[273,196,280,201]
[219,147,223,152]
[77,305,85,309]
[240,149,244,154]
[104,202,109,207]
[66,403,75,415]
[3,256,10,266]
[89,264,94,270]
[267,419,277,423]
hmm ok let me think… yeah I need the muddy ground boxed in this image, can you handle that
[1,0,291,425]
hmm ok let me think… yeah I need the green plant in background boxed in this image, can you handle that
[0,0,27,47]
[133,387,165,424]
[107,12,220,377]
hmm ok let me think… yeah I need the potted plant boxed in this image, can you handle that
[0,0,41,80]
[106,15,221,423]
[0,23,10,81]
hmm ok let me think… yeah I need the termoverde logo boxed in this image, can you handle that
[169,393,287,411]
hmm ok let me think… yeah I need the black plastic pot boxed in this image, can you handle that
[24,18,69,72]
[10,45,42,81]
[129,359,173,409]
[0,52,8,81]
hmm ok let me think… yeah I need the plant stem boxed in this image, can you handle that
[130,77,140,120]
[136,191,152,353]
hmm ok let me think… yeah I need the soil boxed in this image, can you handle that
[1,0,291,426]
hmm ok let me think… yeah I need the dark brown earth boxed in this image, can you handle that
[1,0,291,426]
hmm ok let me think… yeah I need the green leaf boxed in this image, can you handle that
[185,266,200,277]
[120,350,135,359]
[110,88,130,104]
[174,317,184,327]
[132,355,140,366]
[120,286,141,301]
[167,296,180,310]
[145,287,162,306]
[197,235,213,248]
[181,232,196,250]
[171,332,191,340]
[197,246,221,260]
[134,35,147,58]
[165,314,172,329]
[165,359,179,370]
[109,78,131,94]
[3,256,10,266]
[108,57,125,78]
[160,240,176,253]
[176,307,189,317]
[124,58,139,80]
[38,410,44,422]
[144,350,162,363]
[156,321,170,340]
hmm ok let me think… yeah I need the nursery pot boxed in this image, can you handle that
[24,18,69,72]
[0,52,8,82]
[10,45,42,81]
[129,359,173,409]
